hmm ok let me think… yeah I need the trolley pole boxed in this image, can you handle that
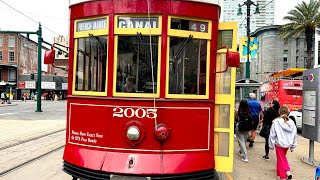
[0,23,43,112]
[237,0,259,83]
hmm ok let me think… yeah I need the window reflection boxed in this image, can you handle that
[75,36,107,92]
[116,36,158,93]
[169,37,207,95]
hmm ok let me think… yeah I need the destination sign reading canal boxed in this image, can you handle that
[76,18,107,32]
[118,17,159,28]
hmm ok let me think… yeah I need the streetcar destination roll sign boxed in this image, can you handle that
[118,17,159,28]
[77,18,107,32]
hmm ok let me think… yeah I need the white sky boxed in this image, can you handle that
[0,0,69,44]
[274,0,310,25]
[0,0,312,40]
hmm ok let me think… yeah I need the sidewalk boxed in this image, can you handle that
[232,132,320,179]
[0,101,66,149]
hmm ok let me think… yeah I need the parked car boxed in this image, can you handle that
[289,109,302,130]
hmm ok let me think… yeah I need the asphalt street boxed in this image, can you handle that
[0,100,67,120]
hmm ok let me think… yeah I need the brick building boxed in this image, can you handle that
[0,33,67,100]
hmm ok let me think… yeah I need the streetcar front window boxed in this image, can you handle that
[116,36,158,93]
[168,37,207,95]
[75,36,107,92]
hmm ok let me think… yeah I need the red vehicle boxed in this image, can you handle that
[260,68,304,111]
[46,0,240,179]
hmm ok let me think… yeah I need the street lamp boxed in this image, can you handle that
[238,0,260,83]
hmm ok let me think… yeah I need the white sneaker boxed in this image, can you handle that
[241,158,248,162]
[286,171,292,179]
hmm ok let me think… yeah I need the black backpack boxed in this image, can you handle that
[238,112,252,131]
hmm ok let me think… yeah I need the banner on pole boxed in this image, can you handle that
[239,37,258,62]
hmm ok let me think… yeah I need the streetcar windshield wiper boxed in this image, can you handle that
[89,33,107,56]
[171,34,193,74]
[172,34,193,62]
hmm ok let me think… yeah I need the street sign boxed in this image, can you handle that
[41,82,56,89]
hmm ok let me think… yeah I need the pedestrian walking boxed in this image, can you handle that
[1,91,5,104]
[235,99,253,163]
[247,93,263,147]
[260,100,280,160]
[269,106,297,180]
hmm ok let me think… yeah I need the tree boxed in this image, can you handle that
[278,0,320,69]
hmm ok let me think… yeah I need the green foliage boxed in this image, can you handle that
[278,0,320,69]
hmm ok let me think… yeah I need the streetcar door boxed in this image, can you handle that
[214,22,238,173]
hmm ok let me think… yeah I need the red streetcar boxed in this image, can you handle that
[47,0,240,179]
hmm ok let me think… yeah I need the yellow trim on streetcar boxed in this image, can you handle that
[114,15,162,35]
[72,39,108,96]
[74,16,108,38]
[217,22,237,52]
[112,36,161,98]
[214,21,238,173]
[165,37,210,99]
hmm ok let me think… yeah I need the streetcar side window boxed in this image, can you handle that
[168,37,207,95]
[75,36,108,92]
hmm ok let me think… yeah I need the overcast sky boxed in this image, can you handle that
[0,0,312,41]
[274,0,310,25]
[0,0,69,44]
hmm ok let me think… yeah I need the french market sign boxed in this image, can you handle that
[118,17,158,28]
[76,18,107,32]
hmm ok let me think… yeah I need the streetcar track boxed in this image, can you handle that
[0,128,66,151]
[0,145,65,177]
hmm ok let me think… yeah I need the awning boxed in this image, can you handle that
[0,64,17,67]
[269,68,306,78]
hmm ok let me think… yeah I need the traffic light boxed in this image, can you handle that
[31,73,35,80]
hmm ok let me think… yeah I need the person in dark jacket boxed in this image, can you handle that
[234,99,252,162]
[262,100,280,160]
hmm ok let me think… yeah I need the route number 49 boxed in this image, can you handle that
[113,107,157,119]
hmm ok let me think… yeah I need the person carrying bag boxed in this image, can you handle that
[260,100,280,160]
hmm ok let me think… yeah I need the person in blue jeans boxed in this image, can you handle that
[247,93,263,147]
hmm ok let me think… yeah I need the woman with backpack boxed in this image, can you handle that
[269,106,297,180]
[235,99,253,162]
[261,100,280,160]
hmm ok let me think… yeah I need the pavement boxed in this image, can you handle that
[0,100,66,149]
[0,101,319,179]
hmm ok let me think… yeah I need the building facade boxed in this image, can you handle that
[53,36,69,77]
[250,25,315,82]
[0,33,40,98]
[0,33,68,100]
[222,0,274,38]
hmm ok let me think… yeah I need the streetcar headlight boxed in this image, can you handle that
[126,126,140,141]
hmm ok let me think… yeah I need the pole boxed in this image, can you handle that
[245,0,251,83]
[36,23,42,112]
[309,140,314,162]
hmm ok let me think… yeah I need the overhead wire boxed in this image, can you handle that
[0,0,62,36]
[146,0,158,130]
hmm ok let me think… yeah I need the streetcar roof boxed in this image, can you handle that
[268,68,306,78]
[69,0,220,6]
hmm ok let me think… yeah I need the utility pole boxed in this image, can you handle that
[0,23,43,112]
[36,23,42,112]
[238,0,259,83]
